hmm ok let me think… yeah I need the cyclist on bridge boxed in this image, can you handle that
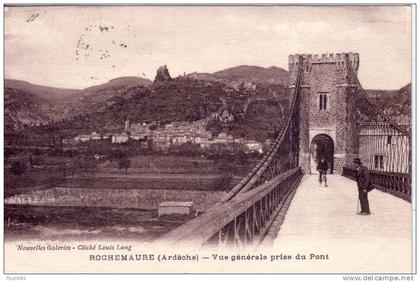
[317,158,329,187]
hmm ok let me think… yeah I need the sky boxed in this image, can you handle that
[4,5,412,90]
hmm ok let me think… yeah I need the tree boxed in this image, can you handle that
[83,157,97,175]
[11,161,27,176]
[110,150,125,161]
[147,138,153,152]
[211,173,234,191]
[72,156,97,175]
[118,157,131,173]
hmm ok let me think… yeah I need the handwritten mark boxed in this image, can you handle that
[26,13,39,23]
[99,26,109,32]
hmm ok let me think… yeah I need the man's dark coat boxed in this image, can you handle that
[356,165,372,191]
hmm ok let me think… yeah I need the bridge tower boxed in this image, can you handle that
[289,53,360,174]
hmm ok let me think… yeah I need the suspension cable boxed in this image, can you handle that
[219,57,304,202]
[350,66,410,137]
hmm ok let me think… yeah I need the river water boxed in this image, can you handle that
[5,204,191,242]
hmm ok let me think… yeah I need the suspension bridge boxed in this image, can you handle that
[160,53,412,272]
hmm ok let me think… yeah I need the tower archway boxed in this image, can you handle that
[310,134,334,174]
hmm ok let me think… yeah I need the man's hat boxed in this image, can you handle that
[353,158,363,164]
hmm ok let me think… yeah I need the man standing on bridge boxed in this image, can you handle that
[353,158,371,215]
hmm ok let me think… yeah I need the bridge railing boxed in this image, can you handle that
[342,167,358,180]
[160,167,302,246]
[159,56,304,246]
[218,57,303,202]
[342,167,411,202]
[345,63,412,203]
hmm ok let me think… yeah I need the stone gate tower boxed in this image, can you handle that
[288,53,360,174]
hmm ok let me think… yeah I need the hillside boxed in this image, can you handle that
[82,77,152,93]
[213,65,289,85]
[4,87,51,131]
[56,76,152,119]
[5,66,411,145]
[58,75,291,141]
[365,83,411,124]
[4,77,153,131]
[184,72,221,82]
[4,79,81,101]
[5,66,291,142]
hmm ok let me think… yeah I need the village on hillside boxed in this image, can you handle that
[70,118,267,154]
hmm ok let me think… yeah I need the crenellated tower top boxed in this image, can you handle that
[288,52,359,86]
[288,52,359,72]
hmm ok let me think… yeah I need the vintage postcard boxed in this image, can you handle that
[3,4,415,277]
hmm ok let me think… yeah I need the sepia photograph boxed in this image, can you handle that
[2,4,415,276]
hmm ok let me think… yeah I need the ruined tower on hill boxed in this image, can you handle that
[154,65,172,84]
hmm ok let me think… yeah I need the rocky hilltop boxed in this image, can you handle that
[154,65,172,84]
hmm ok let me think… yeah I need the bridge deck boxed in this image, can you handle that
[271,174,413,273]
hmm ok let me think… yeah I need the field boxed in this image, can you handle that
[5,154,256,197]
[4,152,257,241]
[62,172,241,191]
[5,167,65,198]
[97,154,256,175]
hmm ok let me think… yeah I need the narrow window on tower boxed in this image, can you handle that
[319,95,323,110]
[323,95,327,110]
[319,93,328,111]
